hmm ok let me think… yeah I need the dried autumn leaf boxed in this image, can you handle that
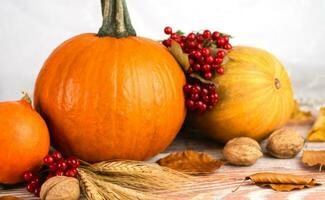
[189,73,217,86]
[302,150,325,170]
[246,172,320,192]
[288,100,314,125]
[168,40,190,72]
[308,107,325,141]
[157,150,223,174]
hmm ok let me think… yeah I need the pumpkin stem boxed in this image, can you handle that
[98,0,136,38]
[21,92,32,105]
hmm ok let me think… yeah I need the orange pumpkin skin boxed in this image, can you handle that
[190,46,294,143]
[34,34,186,162]
[0,99,50,184]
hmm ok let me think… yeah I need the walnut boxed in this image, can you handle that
[40,176,80,200]
[223,137,263,166]
[267,128,304,158]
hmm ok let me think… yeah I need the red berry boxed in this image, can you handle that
[190,93,200,101]
[201,88,209,96]
[43,155,54,165]
[27,183,36,193]
[191,85,201,94]
[196,34,204,42]
[186,67,193,74]
[224,43,232,50]
[215,58,223,65]
[217,67,224,75]
[171,33,179,40]
[186,33,196,41]
[162,39,172,47]
[201,48,210,57]
[203,30,211,38]
[185,99,195,109]
[217,50,225,58]
[212,31,220,40]
[65,168,78,178]
[67,157,80,168]
[183,84,192,93]
[57,160,68,171]
[202,95,210,103]
[56,170,64,176]
[208,84,216,92]
[194,51,202,59]
[196,43,203,50]
[193,63,201,71]
[52,151,62,161]
[23,171,34,182]
[34,187,41,197]
[49,163,57,172]
[224,36,229,43]
[188,41,196,48]
[204,72,212,80]
[31,176,40,185]
[211,64,219,70]
[217,37,226,46]
[202,64,211,72]
[205,56,214,64]
[164,26,172,35]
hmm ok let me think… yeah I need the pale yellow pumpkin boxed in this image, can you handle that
[189,46,294,142]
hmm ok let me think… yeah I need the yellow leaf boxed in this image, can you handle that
[157,150,223,174]
[288,100,314,125]
[308,107,325,141]
[302,150,325,170]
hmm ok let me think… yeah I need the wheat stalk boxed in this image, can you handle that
[78,160,195,199]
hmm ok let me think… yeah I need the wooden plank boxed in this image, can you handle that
[1,123,325,199]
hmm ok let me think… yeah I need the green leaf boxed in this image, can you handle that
[176,30,185,35]
[168,40,190,72]
[189,73,218,87]
[221,56,230,66]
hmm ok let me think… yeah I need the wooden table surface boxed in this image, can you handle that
[1,123,325,200]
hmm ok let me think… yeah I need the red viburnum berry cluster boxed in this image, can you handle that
[23,151,80,197]
[162,26,232,113]
[183,82,219,113]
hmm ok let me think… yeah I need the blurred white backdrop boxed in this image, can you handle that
[0,0,324,101]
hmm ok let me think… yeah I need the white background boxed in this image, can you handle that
[0,0,324,101]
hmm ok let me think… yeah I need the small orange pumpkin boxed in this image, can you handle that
[34,0,186,162]
[189,46,294,142]
[0,95,50,184]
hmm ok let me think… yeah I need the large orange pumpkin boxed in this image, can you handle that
[34,0,185,162]
[189,46,294,142]
[0,95,50,184]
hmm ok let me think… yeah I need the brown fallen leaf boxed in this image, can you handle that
[0,196,23,200]
[308,107,325,141]
[302,150,325,170]
[288,100,314,125]
[168,40,190,72]
[245,172,320,192]
[157,150,223,174]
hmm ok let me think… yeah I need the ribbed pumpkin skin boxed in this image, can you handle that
[190,46,294,143]
[34,33,186,162]
[0,100,50,184]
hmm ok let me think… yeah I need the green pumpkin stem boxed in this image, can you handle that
[98,0,136,38]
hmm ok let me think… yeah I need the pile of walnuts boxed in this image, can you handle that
[223,128,304,166]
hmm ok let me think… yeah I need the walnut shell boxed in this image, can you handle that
[40,176,80,200]
[223,137,263,166]
[267,128,304,158]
